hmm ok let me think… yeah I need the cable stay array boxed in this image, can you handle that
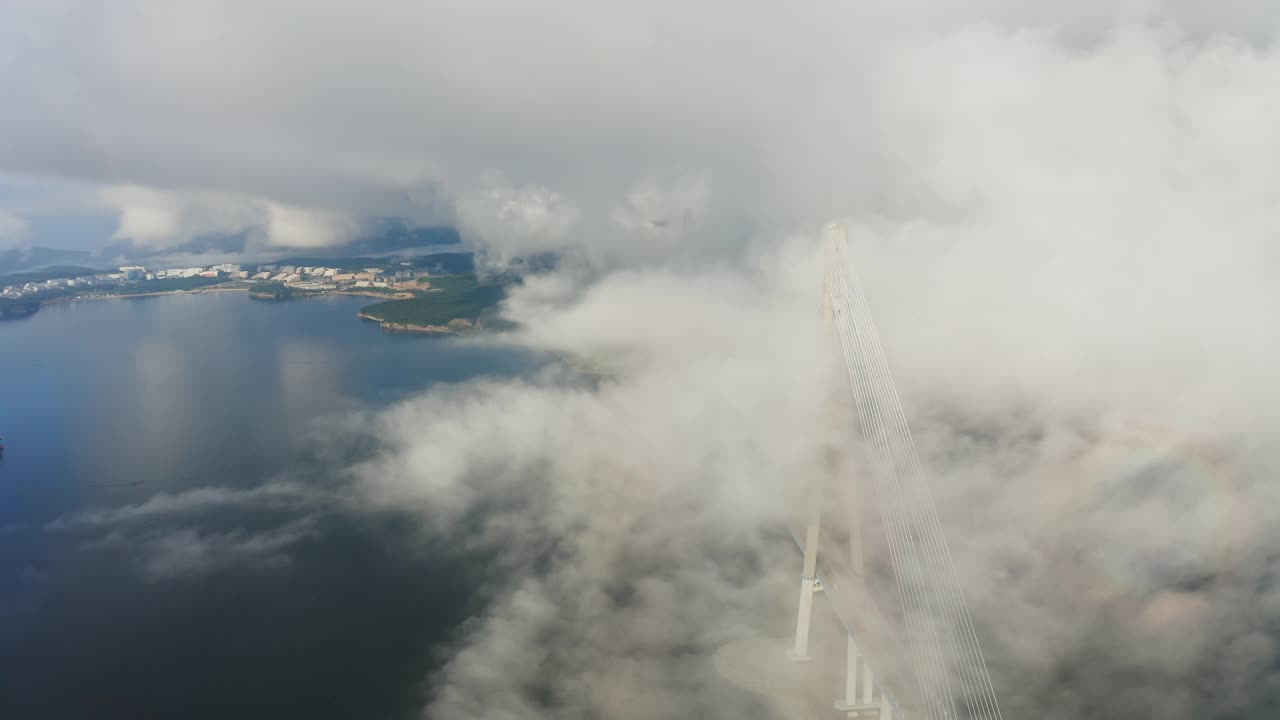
[817,224,1003,720]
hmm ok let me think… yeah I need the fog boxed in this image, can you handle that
[4,1,1280,718]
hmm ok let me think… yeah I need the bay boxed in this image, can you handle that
[0,292,533,719]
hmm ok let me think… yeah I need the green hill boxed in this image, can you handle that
[0,297,40,320]
[359,275,506,329]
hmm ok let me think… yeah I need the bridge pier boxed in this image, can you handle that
[790,489,823,661]
[833,632,892,718]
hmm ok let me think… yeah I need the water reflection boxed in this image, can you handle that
[116,340,195,488]
[0,293,538,720]
[277,339,348,417]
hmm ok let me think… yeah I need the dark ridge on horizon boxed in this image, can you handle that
[0,223,463,275]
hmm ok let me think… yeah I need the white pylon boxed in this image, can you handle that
[791,487,822,661]
[791,227,842,662]
[817,224,901,719]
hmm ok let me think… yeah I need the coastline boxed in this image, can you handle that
[18,281,489,336]
[356,311,455,335]
[248,284,415,301]
[43,285,414,305]
[44,286,250,304]
[336,290,415,300]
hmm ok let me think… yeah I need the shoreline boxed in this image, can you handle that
[336,290,415,300]
[249,287,415,301]
[356,311,455,335]
[44,286,251,304]
[16,284,486,336]
[47,286,413,305]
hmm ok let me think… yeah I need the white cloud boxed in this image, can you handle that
[0,1,1241,259]
[0,210,29,249]
[455,176,581,267]
[357,246,834,718]
[264,202,357,248]
[47,483,314,530]
[78,519,317,580]
[51,483,325,580]
[99,184,358,250]
[350,24,1280,719]
[100,185,260,248]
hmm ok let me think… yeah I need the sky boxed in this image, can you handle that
[5,1,1280,718]
[1,0,1271,259]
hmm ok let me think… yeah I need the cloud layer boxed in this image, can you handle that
[0,1,1269,259]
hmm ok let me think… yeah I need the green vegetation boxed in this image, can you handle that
[0,266,101,287]
[14,274,228,306]
[118,276,227,294]
[0,247,94,275]
[50,275,228,299]
[352,286,414,297]
[264,251,474,276]
[359,274,507,330]
[248,282,313,300]
[1,250,503,331]
[0,297,40,320]
[416,274,480,292]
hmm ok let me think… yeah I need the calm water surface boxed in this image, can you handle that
[0,292,533,719]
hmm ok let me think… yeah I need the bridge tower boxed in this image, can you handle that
[791,224,1003,720]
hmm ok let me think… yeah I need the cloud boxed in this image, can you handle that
[46,483,314,530]
[849,25,1280,423]
[78,519,317,580]
[99,184,358,250]
[347,21,1280,720]
[356,245,832,718]
[0,210,29,249]
[264,201,357,248]
[455,176,581,267]
[50,483,325,579]
[100,185,258,248]
[7,1,1272,259]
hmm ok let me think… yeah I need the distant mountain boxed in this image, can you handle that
[0,246,99,275]
[1,223,463,276]
[97,222,462,265]
[264,252,475,275]
[345,223,460,255]
[94,233,250,264]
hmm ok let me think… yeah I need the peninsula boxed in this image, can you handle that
[0,252,509,333]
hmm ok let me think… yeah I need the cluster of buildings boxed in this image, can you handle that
[1,259,446,301]
[3,275,100,299]
[145,263,249,280]
[0,264,250,300]
[250,264,432,292]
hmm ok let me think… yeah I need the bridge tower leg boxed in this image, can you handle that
[790,489,822,660]
[793,244,839,663]
[834,633,886,717]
